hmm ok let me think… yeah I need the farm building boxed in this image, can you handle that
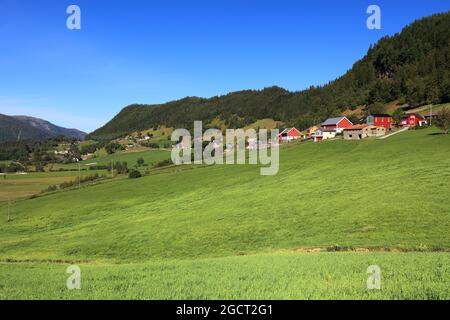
[343,125,386,140]
[423,112,438,124]
[321,117,353,133]
[278,127,303,142]
[312,128,337,142]
[306,126,320,139]
[400,113,427,127]
[366,114,393,129]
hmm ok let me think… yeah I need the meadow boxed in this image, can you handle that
[0,127,449,299]
[49,148,171,170]
[0,149,171,201]
[0,170,107,201]
[1,252,449,300]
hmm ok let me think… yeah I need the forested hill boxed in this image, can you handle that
[89,11,450,140]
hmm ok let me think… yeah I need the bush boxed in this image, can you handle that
[59,173,103,189]
[89,165,109,170]
[137,157,145,166]
[435,108,450,134]
[129,169,142,179]
[153,159,173,168]
[111,161,129,174]
[105,142,125,154]
[142,142,160,149]
[41,185,58,193]
[3,162,26,173]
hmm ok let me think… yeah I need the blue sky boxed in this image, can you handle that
[0,0,449,132]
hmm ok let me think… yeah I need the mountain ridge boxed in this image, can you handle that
[0,113,86,142]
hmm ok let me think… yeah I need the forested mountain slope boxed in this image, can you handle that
[89,11,450,140]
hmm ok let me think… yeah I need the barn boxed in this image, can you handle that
[366,114,393,129]
[400,113,427,127]
[343,125,386,140]
[278,128,303,142]
[321,117,353,133]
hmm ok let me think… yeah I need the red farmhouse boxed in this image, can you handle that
[278,127,303,142]
[366,114,393,129]
[321,116,353,133]
[400,113,427,127]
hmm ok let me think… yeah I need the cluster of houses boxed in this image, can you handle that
[278,112,430,143]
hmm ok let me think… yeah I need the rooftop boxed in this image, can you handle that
[321,117,347,126]
[369,114,392,117]
[345,124,369,130]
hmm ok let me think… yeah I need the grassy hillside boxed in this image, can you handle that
[1,128,450,261]
[0,128,449,299]
[407,102,450,114]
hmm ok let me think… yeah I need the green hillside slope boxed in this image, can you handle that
[89,11,450,140]
[1,128,449,263]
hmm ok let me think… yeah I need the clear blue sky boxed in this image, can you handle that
[0,0,448,132]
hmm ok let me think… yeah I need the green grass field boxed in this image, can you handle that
[50,149,171,170]
[0,149,171,201]
[0,170,108,201]
[0,127,449,299]
[1,252,449,300]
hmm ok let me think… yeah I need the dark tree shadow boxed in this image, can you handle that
[428,132,448,136]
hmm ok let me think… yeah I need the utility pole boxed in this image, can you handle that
[7,198,11,222]
[78,160,81,189]
[74,158,80,189]
[430,105,433,126]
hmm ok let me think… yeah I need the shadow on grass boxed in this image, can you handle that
[428,132,449,136]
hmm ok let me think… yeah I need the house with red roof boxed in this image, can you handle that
[278,127,303,142]
[321,116,353,133]
[400,113,427,127]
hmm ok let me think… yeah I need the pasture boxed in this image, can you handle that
[0,127,449,299]
[48,149,171,170]
[1,252,449,300]
[0,149,171,201]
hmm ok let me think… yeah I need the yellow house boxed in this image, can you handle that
[306,126,320,139]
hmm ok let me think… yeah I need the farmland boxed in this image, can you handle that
[1,252,449,300]
[0,127,449,299]
[0,170,107,201]
[0,149,171,201]
[49,148,171,170]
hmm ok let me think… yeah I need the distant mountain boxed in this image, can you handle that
[89,11,450,140]
[0,114,86,142]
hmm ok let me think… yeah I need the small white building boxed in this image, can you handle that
[312,129,337,142]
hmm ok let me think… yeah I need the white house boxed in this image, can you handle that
[312,129,337,142]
